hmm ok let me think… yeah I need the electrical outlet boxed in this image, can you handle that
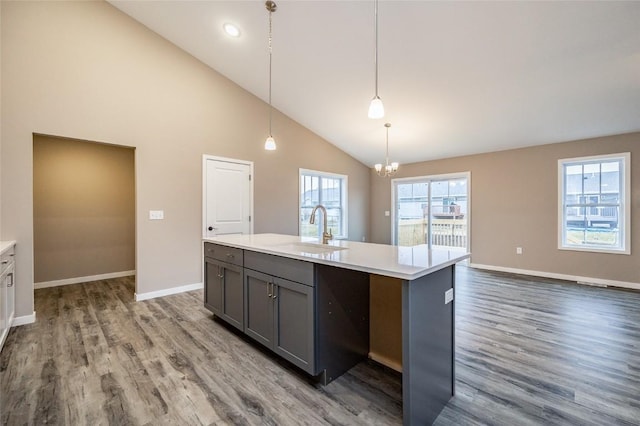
[149,210,164,220]
[445,288,454,304]
[516,247,523,255]
[384,211,390,217]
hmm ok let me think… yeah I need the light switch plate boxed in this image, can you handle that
[149,210,164,220]
[445,288,454,304]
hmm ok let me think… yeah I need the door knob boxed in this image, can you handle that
[208,226,216,231]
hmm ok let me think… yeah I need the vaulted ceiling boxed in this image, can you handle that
[109,1,640,166]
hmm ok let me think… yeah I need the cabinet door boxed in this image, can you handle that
[273,277,315,374]
[204,258,223,315]
[0,272,7,349]
[220,263,243,331]
[244,269,274,349]
[6,271,15,326]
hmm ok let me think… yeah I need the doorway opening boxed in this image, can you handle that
[33,134,136,295]
[392,173,470,250]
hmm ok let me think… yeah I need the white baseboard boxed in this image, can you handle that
[469,263,640,291]
[34,271,136,289]
[13,311,36,326]
[135,282,203,302]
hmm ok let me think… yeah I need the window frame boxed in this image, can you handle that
[299,168,348,240]
[557,152,630,255]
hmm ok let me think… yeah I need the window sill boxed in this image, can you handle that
[558,245,630,255]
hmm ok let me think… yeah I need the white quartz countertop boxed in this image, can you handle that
[204,233,470,281]
[0,240,16,256]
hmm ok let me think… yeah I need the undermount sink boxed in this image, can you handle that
[277,242,348,254]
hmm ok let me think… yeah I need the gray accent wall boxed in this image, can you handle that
[1,1,370,317]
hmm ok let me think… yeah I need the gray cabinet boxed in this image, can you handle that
[244,252,316,374]
[244,269,273,347]
[203,243,369,383]
[273,276,314,372]
[204,257,223,313]
[204,243,244,332]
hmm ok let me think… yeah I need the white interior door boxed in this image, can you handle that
[204,157,253,237]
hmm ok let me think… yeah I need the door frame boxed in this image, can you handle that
[202,154,254,237]
[391,171,471,249]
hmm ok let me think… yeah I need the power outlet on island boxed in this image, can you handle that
[444,288,454,305]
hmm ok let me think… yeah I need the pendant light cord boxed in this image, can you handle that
[268,6,273,136]
[385,123,390,166]
[374,0,379,98]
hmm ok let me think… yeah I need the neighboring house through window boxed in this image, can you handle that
[558,153,630,254]
[299,169,347,240]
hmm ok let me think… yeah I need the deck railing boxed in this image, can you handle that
[397,219,467,248]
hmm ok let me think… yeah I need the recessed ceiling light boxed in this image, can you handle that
[223,23,241,38]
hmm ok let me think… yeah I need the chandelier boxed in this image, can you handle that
[374,123,399,177]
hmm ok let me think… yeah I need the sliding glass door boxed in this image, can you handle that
[393,173,469,250]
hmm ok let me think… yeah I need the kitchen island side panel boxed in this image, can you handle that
[316,264,370,384]
[402,265,455,425]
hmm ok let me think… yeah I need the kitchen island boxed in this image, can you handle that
[203,233,469,425]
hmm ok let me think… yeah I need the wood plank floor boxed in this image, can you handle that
[1,267,639,425]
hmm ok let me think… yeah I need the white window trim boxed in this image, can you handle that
[299,168,348,240]
[557,152,630,255]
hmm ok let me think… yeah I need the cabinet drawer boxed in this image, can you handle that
[245,251,314,286]
[1,246,15,275]
[204,243,243,267]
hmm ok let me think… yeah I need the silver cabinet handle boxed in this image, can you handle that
[267,281,273,298]
[272,283,277,299]
[7,273,14,287]
[217,266,224,279]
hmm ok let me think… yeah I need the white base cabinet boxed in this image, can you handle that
[0,242,16,352]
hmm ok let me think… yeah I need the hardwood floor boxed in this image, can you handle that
[1,267,639,425]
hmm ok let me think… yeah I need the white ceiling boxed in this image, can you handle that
[109,1,640,167]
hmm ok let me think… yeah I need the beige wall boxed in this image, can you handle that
[371,132,640,285]
[1,1,370,317]
[0,3,3,241]
[33,135,135,283]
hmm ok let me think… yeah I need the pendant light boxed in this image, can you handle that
[374,123,399,177]
[368,0,384,119]
[264,1,277,150]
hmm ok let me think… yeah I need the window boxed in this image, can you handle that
[299,169,347,240]
[558,153,630,254]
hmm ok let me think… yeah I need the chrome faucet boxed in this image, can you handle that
[310,204,333,244]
